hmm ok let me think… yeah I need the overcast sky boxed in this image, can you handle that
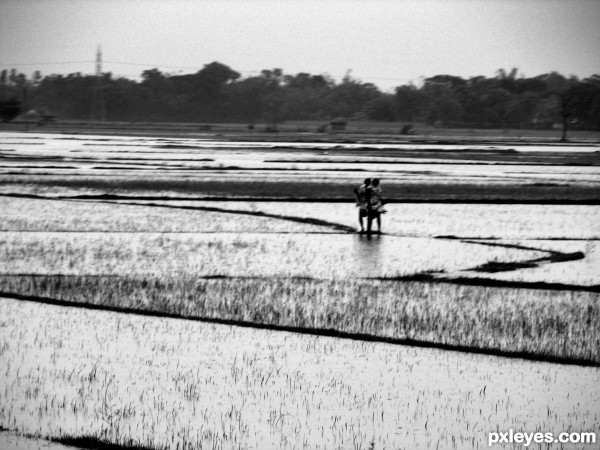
[1,0,599,91]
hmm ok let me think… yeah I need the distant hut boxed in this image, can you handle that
[14,108,56,124]
[14,109,43,123]
[330,117,347,131]
[13,108,56,131]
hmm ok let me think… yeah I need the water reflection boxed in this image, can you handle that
[353,233,385,277]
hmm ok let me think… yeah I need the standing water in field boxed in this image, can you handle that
[352,233,385,278]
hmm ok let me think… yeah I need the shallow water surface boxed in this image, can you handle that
[2,132,600,186]
[0,231,544,278]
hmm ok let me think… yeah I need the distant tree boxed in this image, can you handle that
[582,75,600,130]
[3,63,596,129]
[141,68,164,84]
[32,71,42,86]
[479,88,514,127]
[558,81,600,139]
[495,68,520,93]
[365,96,396,121]
[326,73,380,118]
[424,74,467,89]
[423,83,463,125]
[194,62,240,121]
[532,73,581,140]
[496,68,518,80]
[260,68,283,88]
[100,75,138,121]
[537,71,570,93]
[283,72,330,90]
[276,72,333,121]
[0,98,21,122]
[506,91,540,127]
[514,77,547,94]
[8,69,17,85]
[559,88,575,141]
[394,84,425,121]
[139,68,172,120]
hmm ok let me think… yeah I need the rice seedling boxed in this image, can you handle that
[1,297,599,450]
[1,275,598,364]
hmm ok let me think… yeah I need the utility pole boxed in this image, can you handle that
[90,45,106,121]
[96,45,102,77]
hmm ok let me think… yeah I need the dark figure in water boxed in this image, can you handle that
[353,178,371,233]
[366,178,384,235]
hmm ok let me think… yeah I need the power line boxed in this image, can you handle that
[96,46,103,77]
[0,61,95,66]
[91,46,106,122]
[105,61,201,70]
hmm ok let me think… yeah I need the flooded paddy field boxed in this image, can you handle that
[2,297,599,450]
[0,131,599,449]
[1,132,599,202]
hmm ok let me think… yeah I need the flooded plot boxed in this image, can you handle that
[3,132,600,152]
[0,431,76,450]
[1,297,598,450]
[0,231,545,278]
[2,133,600,188]
[0,197,327,234]
[124,200,600,285]
[455,240,600,286]
[1,196,598,285]
[1,131,599,449]
[166,200,600,239]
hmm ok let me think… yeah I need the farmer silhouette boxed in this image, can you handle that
[365,178,385,235]
[353,178,371,233]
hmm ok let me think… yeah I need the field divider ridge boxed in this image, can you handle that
[2,192,599,205]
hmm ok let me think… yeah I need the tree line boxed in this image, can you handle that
[1,63,599,131]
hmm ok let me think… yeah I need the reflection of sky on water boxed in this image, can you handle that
[352,233,385,278]
[2,133,600,186]
[466,240,600,286]
[1,195,597,284]
[3,132,600,152]
[185,201,599,240]
[0,232,544,279]
[6,196,598,240]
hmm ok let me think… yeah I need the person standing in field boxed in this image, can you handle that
[366,178,385,235]
[353,178,371,233]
